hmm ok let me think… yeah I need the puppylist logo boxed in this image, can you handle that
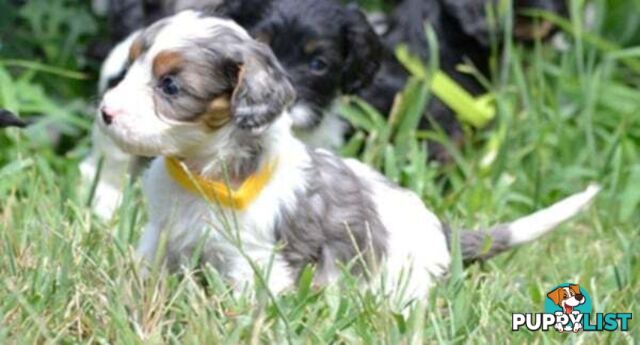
[512,283,632,332]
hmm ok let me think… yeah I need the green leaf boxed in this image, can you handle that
[297,264,315,300]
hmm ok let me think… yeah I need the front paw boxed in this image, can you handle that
[573,322,582,332]
[554,323,564,333]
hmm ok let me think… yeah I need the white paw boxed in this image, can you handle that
[573,322,582,332]
[92,182,124,220]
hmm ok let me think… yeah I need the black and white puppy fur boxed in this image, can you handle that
[98,11,599,304]
[0,109,27,128]
[360,0,568,159]
[82,0,381,219]
[249,0,381,148]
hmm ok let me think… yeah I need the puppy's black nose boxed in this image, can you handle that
[101,107,113,125]
[575,294,584,301]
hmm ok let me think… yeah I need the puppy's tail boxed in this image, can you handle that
[449,184,601,264]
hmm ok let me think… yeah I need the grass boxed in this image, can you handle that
[0,0,639,343]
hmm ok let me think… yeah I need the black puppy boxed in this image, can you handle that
[360,0,568,158]
[0,109,27,128]
[250,0,381,147]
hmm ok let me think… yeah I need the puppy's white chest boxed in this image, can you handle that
[140,158,281,276]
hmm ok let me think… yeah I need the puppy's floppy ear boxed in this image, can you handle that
[341,5,382,94]
[228,42,296,131]
[547,288,563,305]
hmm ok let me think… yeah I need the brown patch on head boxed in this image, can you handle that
[568,284,580,295]
[128,20,168,63]
[303,39,329,54]
[153,51,184,77]
[129,36,145,62]
[201,94,232,129]
[150,43,239,124]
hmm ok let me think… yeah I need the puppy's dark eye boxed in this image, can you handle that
[309,57,328,74]
[159,75,180,96]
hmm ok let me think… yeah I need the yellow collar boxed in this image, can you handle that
[165,157,277,210]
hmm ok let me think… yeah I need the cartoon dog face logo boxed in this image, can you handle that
[547,284,586,314]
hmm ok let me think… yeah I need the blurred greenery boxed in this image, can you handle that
[0,0,99,167]
[0,0,638,343]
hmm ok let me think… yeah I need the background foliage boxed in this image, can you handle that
[0,0,638,343]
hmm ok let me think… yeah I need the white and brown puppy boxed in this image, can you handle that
[99,11,600,303]
[547,284,586,332]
